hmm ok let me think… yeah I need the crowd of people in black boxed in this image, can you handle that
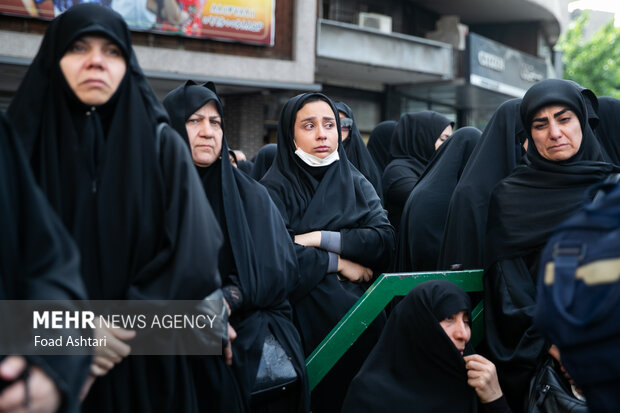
[1,4,619,413]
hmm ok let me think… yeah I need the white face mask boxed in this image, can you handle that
[294,147,340,167]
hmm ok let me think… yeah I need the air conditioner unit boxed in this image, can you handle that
[358,12,392,33]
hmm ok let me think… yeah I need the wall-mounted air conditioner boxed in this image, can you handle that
[358,12,392,33]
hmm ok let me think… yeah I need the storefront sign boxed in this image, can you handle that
[0,0,275,46]
[467,33,546,97]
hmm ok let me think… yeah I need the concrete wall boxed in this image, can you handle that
[0,0,318,88]
[223,93,266,158]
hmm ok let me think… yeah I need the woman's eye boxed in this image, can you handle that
[533,124,545,130]
[106,47,122,57]
[304,123,314,130]
[69,43,86,52]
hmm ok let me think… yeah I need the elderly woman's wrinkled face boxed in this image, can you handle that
[60,35,127,106]
[294,100,339,158]
[434,124,453,150]
[439,310,471,356]
[530,105,582,161]
[186,100,223,168]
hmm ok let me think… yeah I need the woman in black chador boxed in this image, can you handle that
[0,111,90,413]
[341,280,512,413]
[163,81,308,413]
[251,143,277,181]
[382,111,453,232]
[334,101,383,200]
[366,120,397,176]
[260,93,394,413]
[439,99,525,270]
[483,79,619,412]
[595,96,620,165]
[396,127,481,272]
[7,5,226,412]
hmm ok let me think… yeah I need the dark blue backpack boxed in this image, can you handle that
[534,177,620,412]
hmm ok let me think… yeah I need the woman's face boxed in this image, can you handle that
[60,35,127,106]
[530,105,582,161]
[434,124,453,150]
[185,100,223,168]
[294,100,339,158]
[439,310,471,356]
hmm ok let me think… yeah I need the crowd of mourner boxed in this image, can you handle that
[1,4,619,413]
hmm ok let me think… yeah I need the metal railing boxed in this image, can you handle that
[305,270,484,391]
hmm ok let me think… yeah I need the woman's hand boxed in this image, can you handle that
[0,356,61,413]
[223,298,236,366]
[90,316,136,377]
[337,256,373,283]
[224,324,237,366]
[294,231,321,248]
[464,354,503,403]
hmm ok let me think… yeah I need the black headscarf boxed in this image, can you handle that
[163,81,308,412]
[483,79,619,410]
[382,111,453,231]
[0,111,90,413]
[366,120,397,175]
[595,96,620,165]
[251,143,277,181]
[487,79,618,264]
[261,93,392,253]
[397,127,481,272]
[261,92,394,413]
[341,280,477,413]
[335,101,383,200]
[439,99,525,270]
[7,5,224,412]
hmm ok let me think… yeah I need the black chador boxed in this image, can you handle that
[439,99,525,270]
[164,81,308,413]
[483,79,619,411]
[397,127,481,272]
[335,101,383,201]
[8,5,224,413]
[366,120,397,176]
[382,111,452,232]
[341,281,478,413]
[261,93,394,413]
[0,111,90,413]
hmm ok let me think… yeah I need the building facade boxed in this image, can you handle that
[0,0,567,156]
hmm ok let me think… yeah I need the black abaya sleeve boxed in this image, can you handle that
[484,257,548,411]
[126,127,223,301]
[340,178,394,271]
[0,112,90,413]
[289,244,330,303]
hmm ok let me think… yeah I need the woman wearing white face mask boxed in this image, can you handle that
[261,93,395,413]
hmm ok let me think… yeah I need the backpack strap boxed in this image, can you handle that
[551,242,584,313]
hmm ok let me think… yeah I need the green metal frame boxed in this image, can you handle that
[305,270,484,391]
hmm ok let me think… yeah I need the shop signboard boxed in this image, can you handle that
[467,33,546,97]
[0,0,275,46]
